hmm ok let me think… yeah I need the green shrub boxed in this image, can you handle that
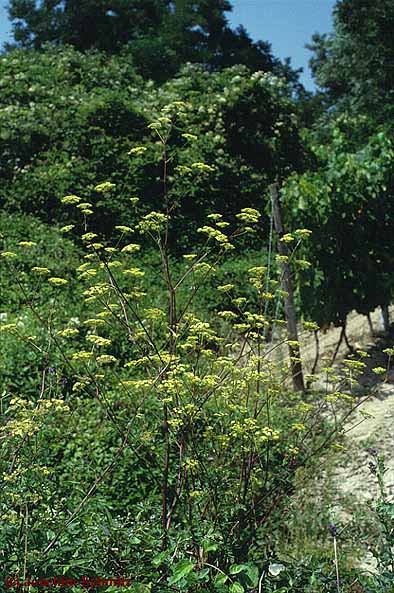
[0,110,369,593]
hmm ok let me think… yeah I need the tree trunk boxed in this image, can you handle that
[270,183,304,392]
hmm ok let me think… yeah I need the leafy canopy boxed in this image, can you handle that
[6,0,302,85]
[308,0,394,119]
[0,46,306,251]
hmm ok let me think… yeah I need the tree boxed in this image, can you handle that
[282,118,394,331]
[307,0,394,119]
[0,45,305,249]
[6,0,302,85]
[7,0,168,51]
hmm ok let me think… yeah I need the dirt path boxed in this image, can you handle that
[267,305,394,502]
[295,306,394,501]
[300,307,394,570]
[335,383,394,498]
[305,307,394,502]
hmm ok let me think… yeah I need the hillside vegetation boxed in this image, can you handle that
[0,1,393,591]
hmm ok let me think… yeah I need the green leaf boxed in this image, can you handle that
[229,564,248,575]
[168,558,195,585]
[152,550,169,567]
[245,564,260,586]
[202,540,218,552]
[196,567,210,581]
[229,583,244,593]
[215,573,228,586]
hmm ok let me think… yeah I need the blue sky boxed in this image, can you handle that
[0,2,11,46]
[0,0,335,90]
[228,0,335,90]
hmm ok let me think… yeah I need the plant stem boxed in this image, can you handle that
[333,536,341,593]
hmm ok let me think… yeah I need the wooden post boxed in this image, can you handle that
[381,305,390,333]
[270,183,305,392]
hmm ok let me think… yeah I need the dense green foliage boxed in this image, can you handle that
[286,0,394,328]
[6,0,301,85]
[1,0,394,590]
[0,131,389,589]
[283,119,394,327]
[308,0,394,119]
[0,46,305,249]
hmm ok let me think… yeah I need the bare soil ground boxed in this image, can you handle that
[298,306,394,570]
[299,306,394,503]
[267,305,394,501]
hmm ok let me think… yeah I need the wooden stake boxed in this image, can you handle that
[381,305,390,333]
[270,183,305,392]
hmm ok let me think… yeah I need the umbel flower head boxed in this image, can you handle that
[61,195,81,205]
[95,182,116,193]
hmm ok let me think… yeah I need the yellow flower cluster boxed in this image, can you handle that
[60,225,75,233]
[57,328,79,338]
[236,208,261,224]
[121,243,141,253]
[61,194,81,204]
[0,323,17,332]
[128,146,147,156]
[83,318,106,327]
[86,335,112,347]
[48,277,68,286]
[95,181,116,192]
[18,241,36,247]
[71,351,91,362]
[81,232,98,242]
[96,355,117,365]
[115,225,133,234]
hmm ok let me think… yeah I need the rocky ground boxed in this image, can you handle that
[269,306,394,570]
[302,306,394,571]
[316,310,392,493]
[299,306,394,501]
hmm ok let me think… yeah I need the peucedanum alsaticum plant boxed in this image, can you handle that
[0,103,372,592]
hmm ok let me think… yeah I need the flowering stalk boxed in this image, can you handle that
[329,523,341,593]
